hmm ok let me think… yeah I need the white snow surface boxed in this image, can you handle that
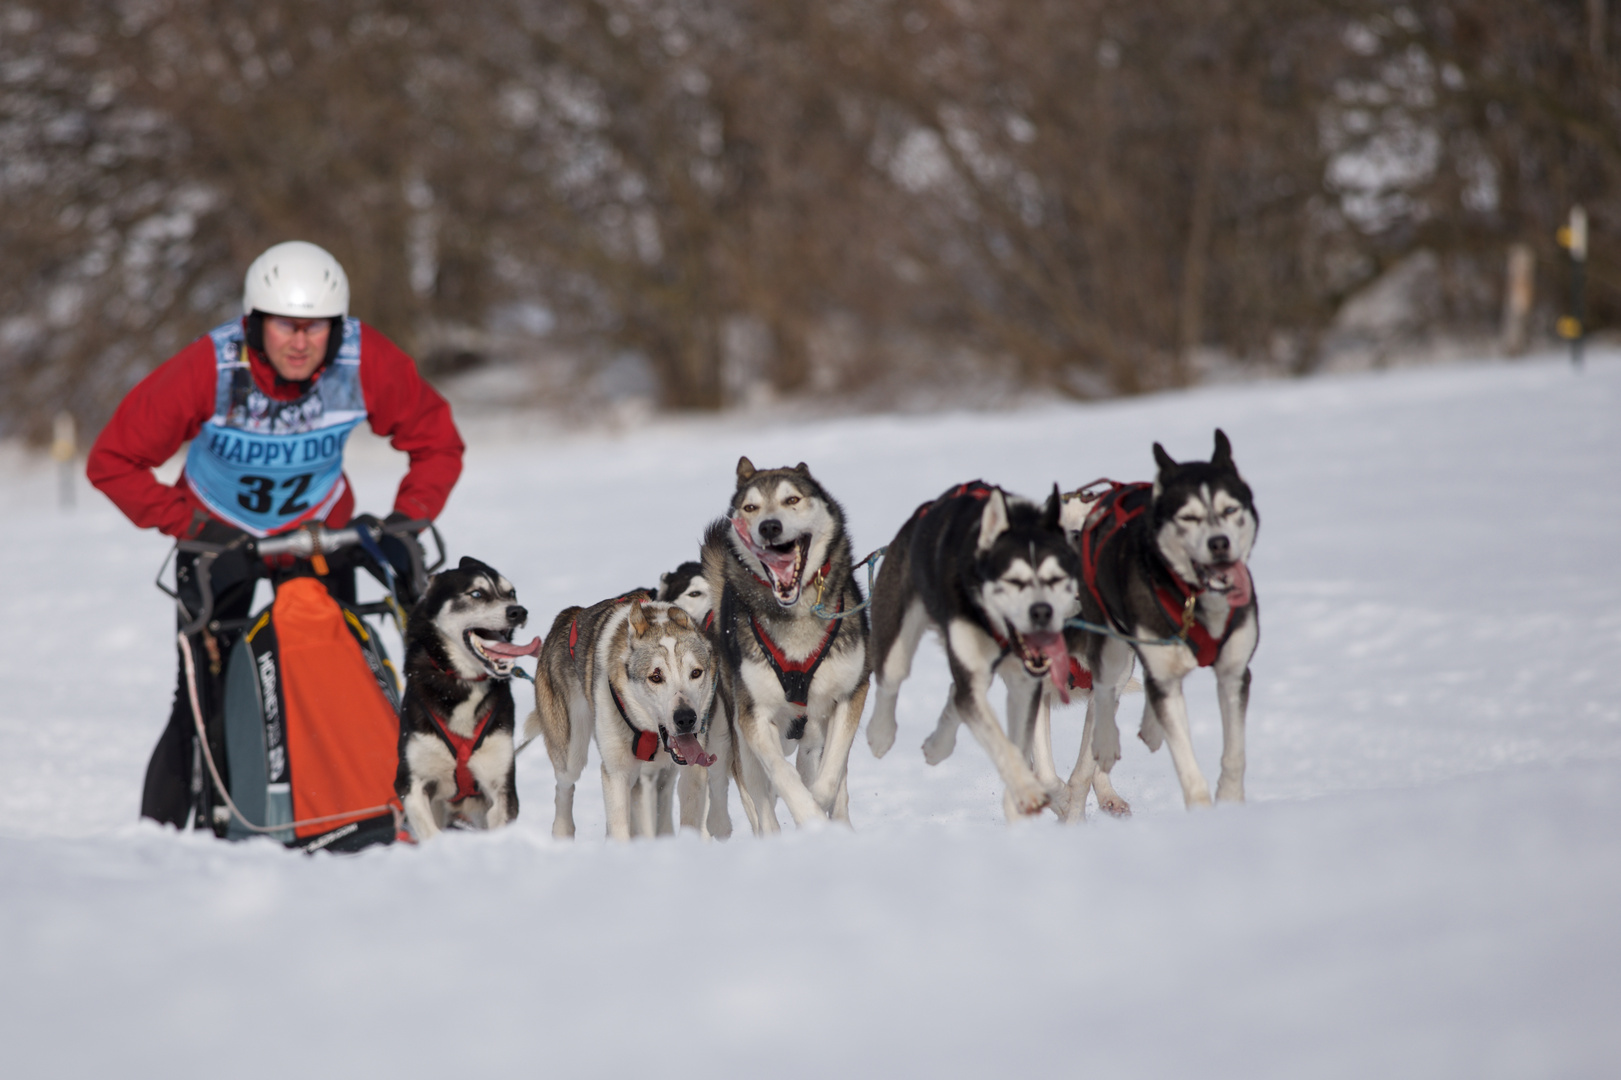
[3,353,1620,1078]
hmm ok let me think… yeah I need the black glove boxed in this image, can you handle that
[353,512,427,606]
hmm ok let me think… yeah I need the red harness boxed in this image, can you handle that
[425,696,497,803]
[748,595,843,716]
[1073,481,1230,668]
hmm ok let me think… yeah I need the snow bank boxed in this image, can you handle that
[2,352,1617,1077]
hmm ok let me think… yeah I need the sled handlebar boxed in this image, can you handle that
[165,518,446,636]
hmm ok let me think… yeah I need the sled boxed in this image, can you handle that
[162,519,444,852]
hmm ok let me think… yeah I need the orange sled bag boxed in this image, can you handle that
[222,577,403,852]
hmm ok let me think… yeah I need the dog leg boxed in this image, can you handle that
[1139,652,1212,807]
[402,777,442,841]
[731,727,776,835]
[1214,665,1251,803]
[1060,701,1096,824]
[1029,690,1070,817]
[943,631,1048,816]
[833,773,850,823]
[601,764,635,841]
[654,769,677,836]
[921,698,962,764]
[868,600,927,758]
[704,720,735,839]
[741,710,825,826]
[678,764,707,833]
[810,680,867,814]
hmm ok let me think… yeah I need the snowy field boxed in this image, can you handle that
[3,352,1620,1078]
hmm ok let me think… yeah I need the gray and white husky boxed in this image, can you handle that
[866,482,1084,819]
[526,594,723,841]
[701,457,871,831]
[1058,429,1260,817]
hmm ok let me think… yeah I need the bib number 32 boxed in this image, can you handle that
[238,473,314,515]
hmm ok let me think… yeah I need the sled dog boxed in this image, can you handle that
[645,560,736,838]
[396,557,537,840]
[1058,429,1260,817]
[702,457,870,831]
[527,592,722,840]
[866,482,1083,818]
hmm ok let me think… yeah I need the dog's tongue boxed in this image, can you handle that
[1209,562,1252,608]
[478,636,541,659]
[733,516,798,590]
[669,733,716,768]
[1024,631,1073,705]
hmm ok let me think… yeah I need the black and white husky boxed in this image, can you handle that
[1058,429,1259,817]
[702,457,870,831]
[395,557,537,840]
[866,482,1083,818]
[526,593,723,840]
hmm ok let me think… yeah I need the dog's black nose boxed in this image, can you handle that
[758,518,782,542]
[1029,602,1053,627]
[672,706,698,734]
[507,604,528,625]
[1208,535,1231,559]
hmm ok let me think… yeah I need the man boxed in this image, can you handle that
[88,240,465,830]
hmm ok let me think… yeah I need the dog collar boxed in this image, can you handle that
[609,684,662,762]
[429,653,489,683]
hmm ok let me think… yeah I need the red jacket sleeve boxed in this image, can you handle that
[357,324,464,522]
[86,337,219,537]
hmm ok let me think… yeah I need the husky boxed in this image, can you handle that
[526,593,722,841]
[658,560,712,620]
[1057,429,1259,817]
[647,560,736,838]
[395,557,537,841]
[866,482,1083,818]
[702,458,870,831]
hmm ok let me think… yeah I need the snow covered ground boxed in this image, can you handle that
[3,352,1619,1078]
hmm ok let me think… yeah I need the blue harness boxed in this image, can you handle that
[184,318,367,537]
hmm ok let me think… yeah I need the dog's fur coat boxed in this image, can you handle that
[702,458,870,831]
[866,482,1084,818]
[395,557,529,840]
[1058,429,1260,817]
[527,592,724,840]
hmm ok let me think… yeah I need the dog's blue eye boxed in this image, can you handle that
[470,589,485,599]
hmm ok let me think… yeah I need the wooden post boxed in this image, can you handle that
[1557,206,1588,368]
[51,411,76,509]
[1501,243,1534,357]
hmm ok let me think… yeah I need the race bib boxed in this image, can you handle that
[184,319,367,537]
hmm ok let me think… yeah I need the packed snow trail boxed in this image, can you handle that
[1,353,1617,1077]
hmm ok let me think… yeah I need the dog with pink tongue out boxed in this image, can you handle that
[527,592,721,841]
[1056,429,1260,820]
[866,481,1084,822]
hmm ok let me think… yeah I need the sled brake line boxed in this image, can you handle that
[178,631,397,839]
[1063,616,1188,650]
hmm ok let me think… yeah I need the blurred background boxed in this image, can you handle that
[1,0,1615,442]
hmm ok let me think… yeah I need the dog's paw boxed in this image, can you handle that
[921,729,958,766]
[866,721,896,759]
[1091,773,1132,817]
[1215,779,1245,803]
[1010,785,1051,817]
[809,779,840,814]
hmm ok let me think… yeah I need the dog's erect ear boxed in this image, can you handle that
[793,462,810,475]
[1040,484,1063,530]
[1212,429,1233,470]
[1153,442,1178,474]
[628,600,651,637]
[667,605,691,629]
[977,488,1011,553]
[736,456,756,482]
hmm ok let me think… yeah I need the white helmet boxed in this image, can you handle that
[242,241,349,318]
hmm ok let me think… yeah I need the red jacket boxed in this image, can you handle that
[88,321,464,537]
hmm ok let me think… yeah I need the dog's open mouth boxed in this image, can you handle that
[1198,560,1253,607]
[465,628,541,678]
[734,517,810,606]
[1004,625,1074,704]
[661,728,717,768]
